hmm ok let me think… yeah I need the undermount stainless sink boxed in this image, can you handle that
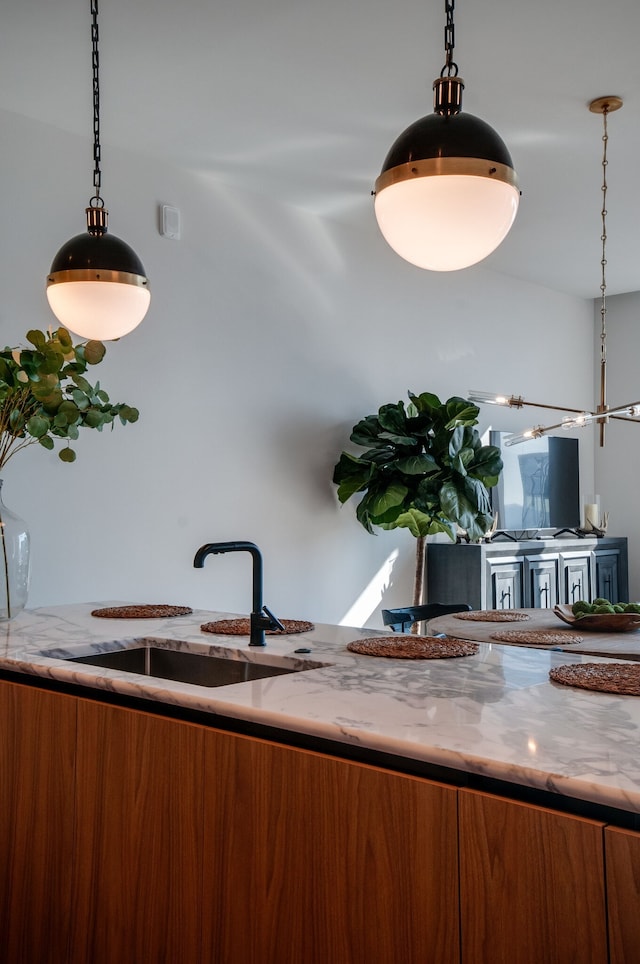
[66,643,327,688]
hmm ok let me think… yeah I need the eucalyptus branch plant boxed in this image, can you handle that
[333,392,502,622]
[0,326,138,469]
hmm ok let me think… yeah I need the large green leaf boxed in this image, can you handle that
[393,507,433,537]
[332,452,375,503]
[408,391,442,416]
[444,397,480,428]
[370,482,408,518]
[393,454,439,475]
[377,402,407,435]
[468,444,503,484]
[439,479,477,530]
[350,415,384,448]
[333,389,502,547]
[378,430,419,447]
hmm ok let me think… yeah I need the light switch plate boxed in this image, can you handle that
[160,204,181,240]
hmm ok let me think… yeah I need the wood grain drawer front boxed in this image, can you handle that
[605,825,640,964]
[72,701,206,964]
[202,729,460,964]
[0,681,76,964]
[459,788,608,964]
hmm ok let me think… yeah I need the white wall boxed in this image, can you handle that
[0,109,598,627]
[594,291,640,599]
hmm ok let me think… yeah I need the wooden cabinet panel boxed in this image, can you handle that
[605,825,640,964]
[459,788,607,964]
[0,680,76,964]
[71,700,205,964]
[201,730,460,964]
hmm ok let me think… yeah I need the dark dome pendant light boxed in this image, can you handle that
[46,0,150,340]
[373,0,520,272]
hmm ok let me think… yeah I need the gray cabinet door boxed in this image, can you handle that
[525,555,559,608]
[596,551,621,602]
[560,553,595,604]
[489,562,523,609]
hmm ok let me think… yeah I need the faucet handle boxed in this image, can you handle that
[262,605,285,632]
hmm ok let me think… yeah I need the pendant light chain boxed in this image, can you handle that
[90,0,103,209]
[441,0,458,77]
[599,106,610,370]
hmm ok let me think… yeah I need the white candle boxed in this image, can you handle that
[584,503,599,528]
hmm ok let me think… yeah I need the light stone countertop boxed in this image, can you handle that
[2,602,640,816]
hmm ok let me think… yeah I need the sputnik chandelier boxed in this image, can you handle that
[470,96,639,447]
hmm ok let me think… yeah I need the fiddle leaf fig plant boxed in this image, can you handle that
[0,326,139,469]
[333,391,503,614]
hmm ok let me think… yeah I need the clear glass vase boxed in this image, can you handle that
[0,479,30,619]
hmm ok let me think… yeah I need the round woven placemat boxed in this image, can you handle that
[550,662,640,696]
[91,604,193,619]
[200,618,315,636]
[491,629,583,646]
[454,610,531,623]
[346,635,479,659]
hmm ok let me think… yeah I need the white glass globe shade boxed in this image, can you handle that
[374,174,520,271]
[47,281,151,340]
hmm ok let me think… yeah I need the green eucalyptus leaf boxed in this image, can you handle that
[118,405,139,424]
[70,373,92,393]
[26,415,49,438]
[56,328,73,350]
[26,329,46,350]
[0,327,137,469]
[71,389,90,411]
[84,410,104,429]
[83,340,106,365]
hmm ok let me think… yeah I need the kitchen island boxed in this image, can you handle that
[1,603,640,963]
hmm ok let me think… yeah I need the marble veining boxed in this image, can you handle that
[2,602,640,814]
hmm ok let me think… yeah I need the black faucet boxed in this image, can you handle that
[193,541,284,647]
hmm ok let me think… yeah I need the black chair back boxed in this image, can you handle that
[381,603,471,633]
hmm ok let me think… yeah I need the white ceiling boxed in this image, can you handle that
[2,0,640,297]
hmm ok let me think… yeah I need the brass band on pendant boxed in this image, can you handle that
[47,269,149,288]
[374,157,519,195]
